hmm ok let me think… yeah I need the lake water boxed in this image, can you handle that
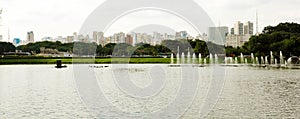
[0,64,299,118]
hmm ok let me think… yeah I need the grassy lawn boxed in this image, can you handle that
[0,58,172,64]
[1,57,240,64]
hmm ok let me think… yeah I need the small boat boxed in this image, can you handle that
[55,60,67,68]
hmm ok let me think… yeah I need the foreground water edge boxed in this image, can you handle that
[0,64,299,118]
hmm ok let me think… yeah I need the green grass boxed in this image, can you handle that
[0,58,172,64]
[1,57,255,65]
[0,59,70,64]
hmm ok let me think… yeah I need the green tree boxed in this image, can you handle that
[243,22,300,59]
[0,42,16,55]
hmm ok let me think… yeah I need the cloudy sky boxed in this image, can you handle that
[0,0,299,42]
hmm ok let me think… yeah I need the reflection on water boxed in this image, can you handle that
[205,67,300,118]
[0,65,92,119]
[0,65,299,118]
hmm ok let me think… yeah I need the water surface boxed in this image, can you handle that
[0,65,299,118]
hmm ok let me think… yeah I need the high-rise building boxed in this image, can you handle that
[106,37,112,44]
[93,31,104,45]
[140,33,151,44]
[208,26,229,43]
[13,38,21,46]
[125,34,133,45]
[175,32,181,39]
[230,28,234,35]
[152,32,163,45]
[134,33,144,44]
[181,31,188,38]
[0,8,2,26]
[226,34,252,48]
[85,35,90,41]
[226,21,254,47]
[234,21,244,35]
[76,34,90,43]
[41,37,53,41]
[66,36,73,43]
[112,32,125,43]
[73,32,78,42]
[244,21,254,35]
[93,31,98,43]
[119,32,125,43]
[175,31,188,40]
[27,31,34,43]
[167,34,175,40]
[98,32,104,45]
[131,33,137,46]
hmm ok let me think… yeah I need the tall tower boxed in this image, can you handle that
[0,8,2,26]
[234,21,244,35]
[0,8,3,42]
[8,27,10,42]
[256,9,259,35]
[73,32,78,42]
[244,21,254,35]
[27,31,34,43]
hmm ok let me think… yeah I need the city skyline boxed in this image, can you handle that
[33,30,196,46]
[0,0,300,42]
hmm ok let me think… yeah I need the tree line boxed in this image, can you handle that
[0,42,15,55]
[0,39,223,57]
[226,22,300,59]
[1,22,299,58]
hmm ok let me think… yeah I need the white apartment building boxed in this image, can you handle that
[226,21,254,47]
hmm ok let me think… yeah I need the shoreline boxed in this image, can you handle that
[0,57,172,65]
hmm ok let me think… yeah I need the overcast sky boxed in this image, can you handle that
[0,0,299,42]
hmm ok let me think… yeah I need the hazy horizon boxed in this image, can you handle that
[0,0,299,42]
